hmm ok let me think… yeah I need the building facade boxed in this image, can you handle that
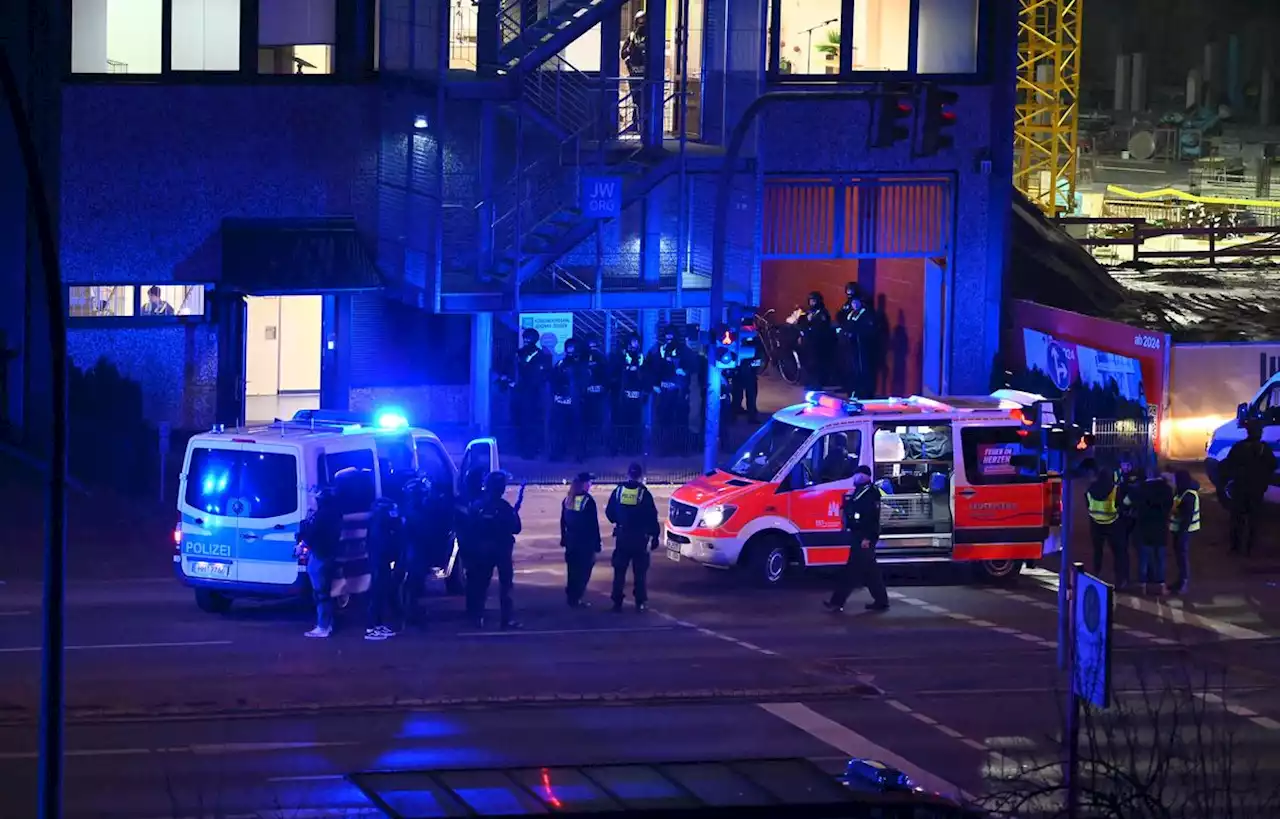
[42,0,1014,436]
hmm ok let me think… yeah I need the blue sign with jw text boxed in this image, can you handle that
[581,176,622,218]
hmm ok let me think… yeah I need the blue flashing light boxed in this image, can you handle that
[375,409,410,430]
[804,391,820,405]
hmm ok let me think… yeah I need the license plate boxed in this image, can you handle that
[666,548,681,562]
[189,560,232,578]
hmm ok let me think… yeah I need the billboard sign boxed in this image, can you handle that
[519,312,574,358]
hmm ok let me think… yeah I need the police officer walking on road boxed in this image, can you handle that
[561,472,602,608]
[612,333,648,455]
[824,465,889,613]
[606,462,660,612]
[466,471,525,630]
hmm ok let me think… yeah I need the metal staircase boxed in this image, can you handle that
[496,0,630,75]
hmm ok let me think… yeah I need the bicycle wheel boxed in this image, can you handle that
[777,350,802,385]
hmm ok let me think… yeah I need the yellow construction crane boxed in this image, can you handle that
[1014,0,1083,216]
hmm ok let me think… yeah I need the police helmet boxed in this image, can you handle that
[845,281,858,297]
[624,332,641,349]
[483,470,510,495]
[585,334,601,350]
[522,327,540,345]
[808,290,824,305]
[564,336,581,355]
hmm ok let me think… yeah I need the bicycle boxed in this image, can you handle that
[754,309,802,385]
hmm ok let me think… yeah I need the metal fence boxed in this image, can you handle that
[1088,414,1157,467]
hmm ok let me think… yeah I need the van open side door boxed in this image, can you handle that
[458,437,500,492]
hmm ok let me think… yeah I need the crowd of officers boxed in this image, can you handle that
[794,283,883,397]
[296,460,662,639]
[1082,426,1274,595]
[501,324,767,461]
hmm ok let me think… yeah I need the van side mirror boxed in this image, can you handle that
[1237,402,1251,424]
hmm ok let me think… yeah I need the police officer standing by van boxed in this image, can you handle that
[606,463,660,612]
[825,465,889,613]
[299,486,343,638]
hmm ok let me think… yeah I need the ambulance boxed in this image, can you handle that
[664,391,1064,586]
[174,409,499,614]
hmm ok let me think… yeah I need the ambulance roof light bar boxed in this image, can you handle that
[804,391,864,415]
[905,395,954,412]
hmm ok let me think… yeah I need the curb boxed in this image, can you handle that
[0,681,884,725]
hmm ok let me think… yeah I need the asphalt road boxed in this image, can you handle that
[3,486,1280,818]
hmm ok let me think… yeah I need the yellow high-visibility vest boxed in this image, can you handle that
[1087,486,1118,525]
[1169,490,1201,533]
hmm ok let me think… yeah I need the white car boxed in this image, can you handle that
[1205,372,1280,502]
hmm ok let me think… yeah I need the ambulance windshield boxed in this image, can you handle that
[722,420,811,482]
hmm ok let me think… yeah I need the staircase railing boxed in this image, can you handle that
[524,53,596,135]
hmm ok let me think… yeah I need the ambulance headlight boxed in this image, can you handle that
[698,504,737,529]
[375,408,409,430]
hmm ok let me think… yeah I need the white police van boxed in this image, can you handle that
[1205,372,1280,502]
[174,408,498,613]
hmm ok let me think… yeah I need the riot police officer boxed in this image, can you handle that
[456,467,487,620]
[835,283,877,398]
[549,337,586,461]
[505,328,552,459]
[365,493,403,640]
[582,335,610,452]
[605,463,661,612]
[800,291,834,390]
[731,314,766,423]
[466,471,525,629]
[649,326,694,455]
[825,465,889,612]
[611,333,648,455]
[560,471,602,607]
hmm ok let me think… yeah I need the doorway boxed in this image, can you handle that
[244,295,323,423]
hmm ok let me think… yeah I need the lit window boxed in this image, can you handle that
[68,286,136,318]
[449,0,478,70]
[71,0,163,74]
[917,0,979,74]
[776,0,842,75]
[171,0,241,71]
[259,0,336,75]
[852,0,909,72]
[141,285,207,317]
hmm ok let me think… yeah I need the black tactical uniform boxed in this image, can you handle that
[611,335,648,455]
[731,316,766,423]
[560,476,602,607]
[508,328,552,459]
[549,338,586,461]
[835,284,877,398]
[649,327,694,455]
[605,470,660,611]
[466,472,523,629]
[826,471,889,612]
[583,337,610,452]
[366,496,403,639]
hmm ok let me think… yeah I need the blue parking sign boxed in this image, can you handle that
[1073,570,1113,708]
[580,176,622,218]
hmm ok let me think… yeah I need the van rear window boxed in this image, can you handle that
[185,448,299,518]
[960,427,1041,485]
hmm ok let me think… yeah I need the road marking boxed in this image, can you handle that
[1026,572,1269,641]
[267,774,348,783]
[459,626,680,637]
[651,610,780,657]
[888,591,1056,650]
[758,702,971,801]
[1194,692,1280,732]
[0,640,233,654]
[0,741,354,761]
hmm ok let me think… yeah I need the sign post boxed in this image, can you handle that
[158,422,172,504]
[580,176,622,219]
[1068,564,1113,819]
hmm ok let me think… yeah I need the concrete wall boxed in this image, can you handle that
[60,83,379,428]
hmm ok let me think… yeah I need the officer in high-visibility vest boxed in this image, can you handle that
[1168,469,1201,594]
[1082,459,1128,588]
[605,462,660,612]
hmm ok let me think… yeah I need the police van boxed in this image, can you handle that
[664,391,1065,586]
[174,409,498,614]
[1206,371,1280,502]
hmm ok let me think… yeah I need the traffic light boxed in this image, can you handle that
[712,324,739,370]
[871,91,914,149]
[919,85,958,156]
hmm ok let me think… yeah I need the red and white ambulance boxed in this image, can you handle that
[663,391,1064,586]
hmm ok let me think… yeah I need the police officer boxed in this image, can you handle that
[456,467,487,621]
[549,337,586,461]
[731,314,766,423]
[398,474,456,625]
[800,291,834,390]
[611,333,648,455]
[560,471,602,607]
[605,462,660,612]
[1168,469,1201,594]
[503,328,552,459]
[825,465,889,612]
[1221,423,1276,555]
[466,471,525,629]
[299,486,343,638]
[1082,459,1127,586]
[582,336,610,451]
[1113,452,1141,588]
[365,493,404,640]
[835,283,877,398]
[649,326,694,455]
